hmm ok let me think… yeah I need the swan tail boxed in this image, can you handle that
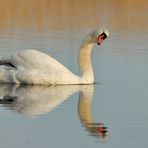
[0,60,16,68]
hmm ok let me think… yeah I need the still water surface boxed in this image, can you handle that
[0,0,148,148]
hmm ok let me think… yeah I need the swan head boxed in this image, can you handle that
[96,28,109,45]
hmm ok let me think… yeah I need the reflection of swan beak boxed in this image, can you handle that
[98,125,109,138]
[86,122,109,139]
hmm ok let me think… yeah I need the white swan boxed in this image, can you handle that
[0,29,109,85]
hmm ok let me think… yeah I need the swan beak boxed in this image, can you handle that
[97,32,107,45]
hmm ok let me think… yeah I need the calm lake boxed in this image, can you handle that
[0,0,148,148]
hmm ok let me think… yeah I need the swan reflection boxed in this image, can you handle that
[0,84,109,140]
[0,84,80,116]
[78,86,109,141]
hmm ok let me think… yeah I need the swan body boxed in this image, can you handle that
[0,50,79,84]
[0,29,109,85]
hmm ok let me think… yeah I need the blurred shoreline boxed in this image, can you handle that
[0,0,147,32]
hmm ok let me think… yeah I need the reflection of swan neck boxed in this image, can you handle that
[78,85,109,140]
[78,86,94,124]
[78,32,96,83]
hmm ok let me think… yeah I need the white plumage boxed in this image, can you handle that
[0,29,109,85]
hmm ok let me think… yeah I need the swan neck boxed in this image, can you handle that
[78,40,95,83]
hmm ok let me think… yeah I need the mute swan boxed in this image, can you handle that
[0,29,109,85]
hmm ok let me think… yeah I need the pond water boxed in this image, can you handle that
[0,0,148,148]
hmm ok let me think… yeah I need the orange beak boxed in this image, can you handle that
[97,31,108,45]
[97,35,104,45]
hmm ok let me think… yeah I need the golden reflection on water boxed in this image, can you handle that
[0,0,147,32]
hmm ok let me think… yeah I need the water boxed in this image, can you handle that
[0,0,148,147]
